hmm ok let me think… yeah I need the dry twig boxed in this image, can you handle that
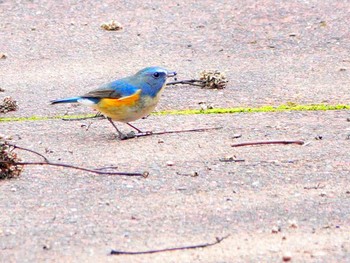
[231,140,304,147]
[9,161,148,177]
[167,70,228,89]
[110,235,230,255]
[7,143,49,162]
[304,183,325,190]
[125,127,223,139]
[1,141,147,179]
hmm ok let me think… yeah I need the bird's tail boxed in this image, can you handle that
[50,97,81,104]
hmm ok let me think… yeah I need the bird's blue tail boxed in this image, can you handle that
[50,97,81,104]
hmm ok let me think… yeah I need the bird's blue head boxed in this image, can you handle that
[134,66,177,97]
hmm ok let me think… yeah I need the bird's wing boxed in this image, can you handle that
[82,78,140,99]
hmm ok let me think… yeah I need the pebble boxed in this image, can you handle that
[166,161,174,166]
[271,226,280,233]
[288,219,298,228]
[252,181,260,187]
[282,252,292,261]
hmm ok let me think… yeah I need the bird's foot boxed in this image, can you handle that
[133,131,153,137]
[117,132,136,140]
[115,131,154,140]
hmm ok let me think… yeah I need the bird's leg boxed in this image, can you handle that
[126,123,143,133]
[127,123,153,136]
[107,118,129,140]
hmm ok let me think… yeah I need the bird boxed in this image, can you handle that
[51,66,177,139]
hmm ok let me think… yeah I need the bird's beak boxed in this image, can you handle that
[167,71,177,78]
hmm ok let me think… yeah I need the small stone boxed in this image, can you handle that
[191,171,199,177]
[288,219,298,228]
[252,181,260,187]
[198,101,214,110]
[166,161,174,166]
[0,53,7,59]
[232,133,242,139]
[282,252,292,261]
[10,187,17,192]
[158,139,164,143]
[319,21,327,27]
[314,135,323,140]
[42,244,51,250]
[271,226,280,233]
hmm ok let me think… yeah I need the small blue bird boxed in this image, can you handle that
[51,66,177,139]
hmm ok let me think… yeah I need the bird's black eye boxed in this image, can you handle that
[153,72,160,78]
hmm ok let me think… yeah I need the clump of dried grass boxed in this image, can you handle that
[0,140,23,179]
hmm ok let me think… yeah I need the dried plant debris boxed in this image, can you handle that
[0,96,18,113]
[0,140,23,180]
[101,20,123,31]
[199,70,228,89]
[0,53,7,59]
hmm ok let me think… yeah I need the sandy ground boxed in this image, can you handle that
[1,0,349,262]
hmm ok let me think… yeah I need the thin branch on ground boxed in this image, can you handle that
[7,143,49,162]
[0,161,148,177]
[167,70,228,89]
[167,79,205,87]
[231,140,304,147]
[110,235,230,255]
[93,166,120,171]
[219,157,245,162]
[304,183,325,190]
[126,127,223,139]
